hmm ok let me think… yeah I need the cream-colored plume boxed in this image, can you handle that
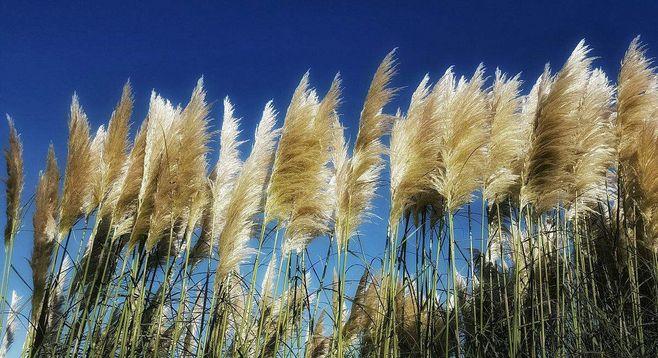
[59,95,93,234]
[31,146,60,321]
[334,52,396,249]
[483,70,524,205]
[267,74,338,254]
[3,117,23,246]
[431,65,489,212]
[521,41,593,212]
[216,102,278,278]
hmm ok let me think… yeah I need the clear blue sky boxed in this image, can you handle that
[2,1,658,354]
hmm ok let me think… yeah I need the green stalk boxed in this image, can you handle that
[496,202,513,354]
[168,225,196,357]
[478,197,486,357]
[446,208,460,357]
[0,238,16,338]
[238,214,270,350]
[150,224,178,354]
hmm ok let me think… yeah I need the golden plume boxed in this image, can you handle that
[98,82,133,217]
[483,70,524,205]
[390,75,438,222]
[216,102,278,278]
[85,125,106,215]
[431,65,489,212]
[617,36,658,167]
[334,52,396,249]
[267,73,338,254]
[521,41,593,211]
[59,95,93,234]
[307,311,331,358]
[566,68,615,216]
[128,91,180,247]
[30,146,60,321]
[190,97,243,263]
[147,79,210,249]
[3,117,23,246]
[112,119,147,241]
[636,120,658,251]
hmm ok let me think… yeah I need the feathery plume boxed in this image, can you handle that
[342,268,370,341]
[483,70,524,204]
[59,95,93,234]
[31,146,60,321]
[172,78,212,231]
[47,255,71,331]
[112,119,148,241]
[190,97,243,264]
[617,36,658,166]
[334,52,396,248]
[0,291,20,358]
[130,91,180,246]
[267,73,338,254]
[147,79,210,249]
[4,117,24,246]
[307,311,331,358]
[521,41,593,211]
[636,120,658,251]
[98,82,133,217]
[431,65,489,211]
[390,75,438,222]
[85,125,107,215]
[216,102,278,278]
[566,68,615,215]
[261,253,278,302]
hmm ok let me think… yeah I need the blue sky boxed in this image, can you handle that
[2,0,658,354]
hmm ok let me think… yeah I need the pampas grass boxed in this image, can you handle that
[390,75,437,222]
[521,40,593,211]
[3,117,23,246]
[431,65,489,212]
[267,74,338,254]
[30,146,59,322]
[334,51,396,248]
[190,97,243,265]
[0,291,20,358]
[566,68,615,216]
[59,95,93,234]
[4,40,658,357]
[483,70,524,205]
[216,102,277,277]
[1,117,23,341]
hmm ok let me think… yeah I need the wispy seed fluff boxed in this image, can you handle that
[59,95,93,234]
[147,79,210,249]
[0,291,20,358]
[190,97,243,264]
[431,65,489,212]
[98,82,133,217]
[3,117,24,246]
[334,52,396,249]
[390,75,438,222]
[112,119,147,242]
[617,37,658,168]
[521,40,593,212]
[85,125,106,215]
[216,102,278,278]
[636,120,658,252]
[266,73,338,254]
[129,92,180,247]
[566,68,615,216]
[31,146,60,321]
[483,70,524,205]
